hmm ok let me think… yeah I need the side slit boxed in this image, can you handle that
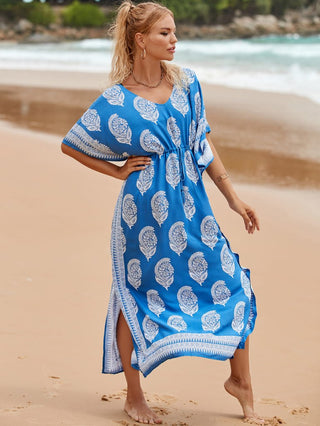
[116,308,139,371]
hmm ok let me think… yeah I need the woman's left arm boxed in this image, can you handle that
[205,133,260,234]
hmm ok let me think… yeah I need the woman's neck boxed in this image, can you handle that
[132,58,162,86]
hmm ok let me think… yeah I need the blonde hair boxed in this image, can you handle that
[108,1,186,88]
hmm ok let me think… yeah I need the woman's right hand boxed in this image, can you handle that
[116,155,152,180]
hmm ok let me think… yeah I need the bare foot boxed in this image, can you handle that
[124,392,162,424]
[224,376,265,425]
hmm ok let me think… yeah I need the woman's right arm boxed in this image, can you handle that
[61,144,151,181]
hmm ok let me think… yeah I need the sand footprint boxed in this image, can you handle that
[101,394,112,402]
[243,416,285,425]
[152,393,178,405]
[258,398,310,418]
[0,400,32,415]
[290,406,309,415]
[45,375,61,398]
[101,390,127,402]
[171,422,189,426]
[258,398,287,407]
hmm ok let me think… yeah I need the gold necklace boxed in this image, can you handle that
[131,68,164,88]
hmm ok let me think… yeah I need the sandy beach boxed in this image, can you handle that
[0,69,319,425]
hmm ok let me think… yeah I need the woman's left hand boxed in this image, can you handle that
[228,197,260,234]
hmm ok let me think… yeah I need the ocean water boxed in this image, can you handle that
[0,34,320,104]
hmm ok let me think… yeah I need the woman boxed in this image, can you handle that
[61,1,263,424]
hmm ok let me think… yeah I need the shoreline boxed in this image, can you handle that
[0,68,319,189]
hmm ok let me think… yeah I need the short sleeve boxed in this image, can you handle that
[61,94,128,162]
[185,68,214,174]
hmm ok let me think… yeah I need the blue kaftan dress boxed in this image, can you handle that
[62,68,257,377]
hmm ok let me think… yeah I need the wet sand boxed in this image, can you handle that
[1,72,320,188]
[1,68,319,425]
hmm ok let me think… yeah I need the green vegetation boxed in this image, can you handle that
[271,0,310,16]
[28,3,55,26]
[0,0,318,28]
[160,0,317,23]
[160,0,210,24]
[0,0,31,21]
[0,0,55,25]
[61,1,106,28]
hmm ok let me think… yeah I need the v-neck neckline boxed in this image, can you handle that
[119,83,175,106]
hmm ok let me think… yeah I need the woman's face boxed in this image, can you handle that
[140,13,177,61]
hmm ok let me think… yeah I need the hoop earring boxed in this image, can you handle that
[141,48,146,60]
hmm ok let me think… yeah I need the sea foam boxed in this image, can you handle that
[0,35,319,104]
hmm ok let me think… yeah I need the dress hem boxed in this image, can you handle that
[101,310,257,377]
[102,289,257,377]
[103,349,236,378]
